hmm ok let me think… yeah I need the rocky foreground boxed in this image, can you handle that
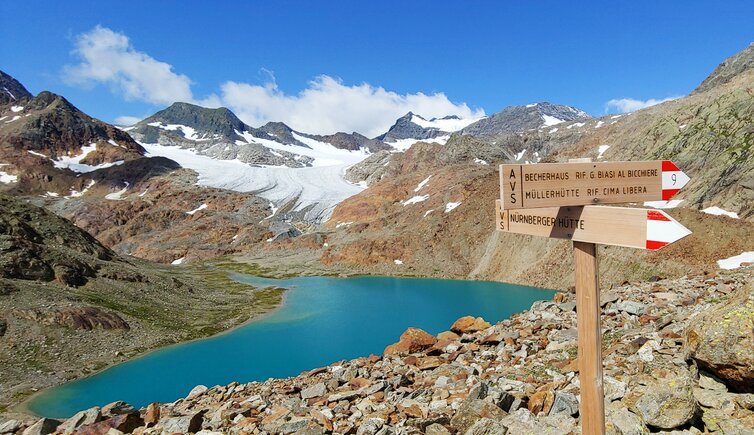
[5,267,754,434]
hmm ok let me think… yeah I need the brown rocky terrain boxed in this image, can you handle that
[6,267,751,434]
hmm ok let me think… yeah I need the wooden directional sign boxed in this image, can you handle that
[495,200,691,250]
[499,160,690,210]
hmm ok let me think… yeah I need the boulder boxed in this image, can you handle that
[425,423,451,435]
[71,413,143,435]
[606,404,647,435]
[161,412,204,434]
[143,402,160,426]
[301,382,327,399]
[449,398,507,433]
[59,406,101,434]
[0,420,21,434]
[450,316,492,334]
[627,371,699,429]
[383,327,437,355]
[685,282,754,392]
[101,401,135,417]
[464,418,508,435]
[187,384,208,399]
[21,418,59,435]
[549,392,579,416]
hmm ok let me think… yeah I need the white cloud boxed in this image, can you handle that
[114,115,141,126]
[220,76,484,137]
[65,26,483,137]
[605,96,680,114]
[64,25,194,105]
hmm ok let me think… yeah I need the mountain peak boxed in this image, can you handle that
[461,102,590,137]
[693,43,754,95]
[0,70,33,105]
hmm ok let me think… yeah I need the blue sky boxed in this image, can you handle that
[2,1,752,136]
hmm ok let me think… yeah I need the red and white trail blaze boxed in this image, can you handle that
[646,209,692,250]
[661,160,690,200]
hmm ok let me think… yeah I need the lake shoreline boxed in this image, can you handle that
[10,280,291,420]
[21,275,554,419]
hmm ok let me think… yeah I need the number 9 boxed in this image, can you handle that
[671,174,677,185]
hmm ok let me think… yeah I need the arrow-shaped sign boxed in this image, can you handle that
[500,160,690,210]
[495,200,691,250]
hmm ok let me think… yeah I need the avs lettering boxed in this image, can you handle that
[500,161,689,209]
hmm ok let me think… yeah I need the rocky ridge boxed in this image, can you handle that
[9,267,752,434]
[0,71,32,105]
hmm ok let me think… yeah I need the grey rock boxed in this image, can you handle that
[558,302,576,312]
[264,416,308,434]
[162,412,204,434]
[0,420,21,434]
[606,405,647,435]
[21,418,59,435]
[629,372,698,429]
[601,291,620,306]
[60,406,101,434]
[327,390,360,402]
[604,376,627,401]
[356,417,385,435]
[425,423,451,435]
[187,384,209,399]
[301,382,327,399]
[616,301,646,315]
[549,392,579,416]
[450,398,507,433]
[464,418,507,435]
[698,373,728,391]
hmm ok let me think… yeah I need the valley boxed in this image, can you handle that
[0,35,753,434]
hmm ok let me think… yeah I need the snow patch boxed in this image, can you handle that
[679,124,687,129]
[108,139,125,148]
[526,103,538,108]
[148,122,206,141]
[594,121,604,129]
[414,175,432,192]
[717,252,754,270]
[105,182,129,200]
[394,259,403,265]
[702,206,739,219]
[335,221,353,229]
[10,106,24,113]
[445,202,461,213]
[263,202,279,220]
[138,189,149,197]
[515,149,527,161]
[409,114,481,132]
[423,209,434,217]
[140,142,364,223]
[45,192,60,197]
[541,115,565,126]
[402,195,429,206]
[474,158,488,165]
[566,122,585,129]
[5,115,21,123]
[171,257,185,265]
[0,171,17,184]
[644,200,684,209]
[52,143,125,173]
[186,203,208,215]
[597,145,610,159]
[386,135,451,152]
[67,180,96,198]
[548,128,558,134]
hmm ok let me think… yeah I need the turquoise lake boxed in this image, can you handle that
[27,275,554,418]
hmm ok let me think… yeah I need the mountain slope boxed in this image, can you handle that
[460,102,590,137]
[692,42,754,94]
[377,112,482,151]
[0,193,282,414]
[0,70,32,105]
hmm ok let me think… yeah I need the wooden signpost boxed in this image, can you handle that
[499,160,690,210]
[496,159,691,435]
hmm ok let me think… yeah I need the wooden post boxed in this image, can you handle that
[574,241,605,434]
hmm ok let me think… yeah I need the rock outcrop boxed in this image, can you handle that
[685,280,754,392]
